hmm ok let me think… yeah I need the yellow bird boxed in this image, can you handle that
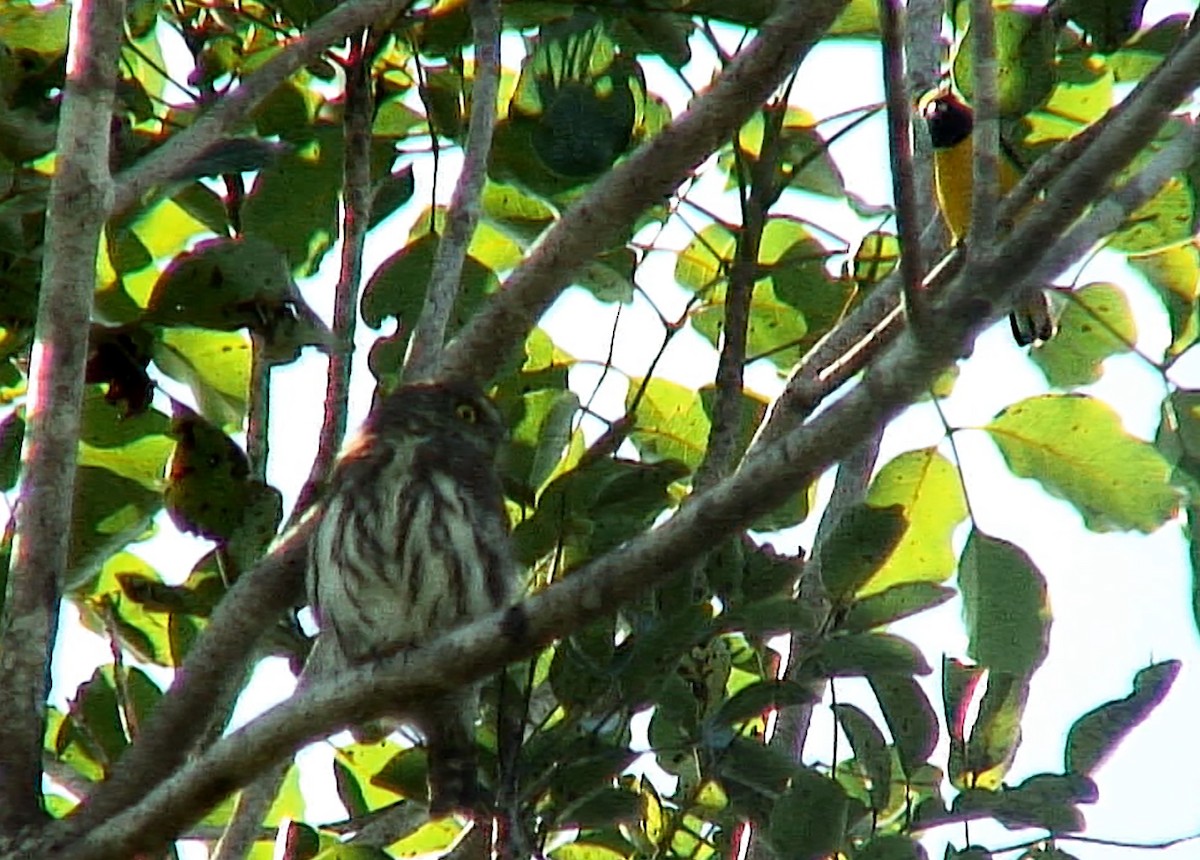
[922,92,1055,346]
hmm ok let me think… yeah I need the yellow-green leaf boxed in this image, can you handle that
[861,448,968,595]
[986,394,1180,533]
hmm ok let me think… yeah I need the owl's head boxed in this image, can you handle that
[366,380,507,456]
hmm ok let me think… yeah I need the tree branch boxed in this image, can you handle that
[53,310,975,860]
[880,0,927,330]
[0,0,124,832]
[437,0,854,382]
[109,0,418,220]
[55,520,314,842]
[43,106,1200,849]
[752,23,1200,455]
[407,0,502,382]
[968,0,1000,249]
[291,35,376,522]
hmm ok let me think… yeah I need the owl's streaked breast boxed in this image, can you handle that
[309,436,514,666]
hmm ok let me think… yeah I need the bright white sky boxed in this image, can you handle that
[47,1,1200,857]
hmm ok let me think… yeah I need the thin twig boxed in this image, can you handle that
[745,433,880,860]
[693,114,776,493]
[290,34,376,523]
[246,333,270,483]
[968,0,1000,249]
[0,0,124,831]
[879,0,927,330]
[406,0,502,382]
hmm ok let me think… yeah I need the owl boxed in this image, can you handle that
[307,380,516,813]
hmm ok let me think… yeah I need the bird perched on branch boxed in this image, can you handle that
[307,379,517,814]
[923,91,1057,346]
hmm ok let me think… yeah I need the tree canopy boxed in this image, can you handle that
[0,0,1197,859]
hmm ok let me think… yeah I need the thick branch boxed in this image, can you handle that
[0,0,123,832]
[57,307,974,860]
[437,0,853,382]
[47,112,1200,855]
[407,0,502,382]
[753,25,1200,454]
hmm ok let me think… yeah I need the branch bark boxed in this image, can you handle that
[53,295,974,860]
[55,521,314,842]
[45,93,1200,860]
[0,0,124,832]
[291,34,376,522]
[407,0,502,382]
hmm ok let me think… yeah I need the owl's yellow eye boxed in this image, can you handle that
[455,402,479,423]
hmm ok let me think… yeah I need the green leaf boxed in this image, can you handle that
[832,703,891,811]
[144,236,295,332]
[718,597,819,637]
[1130,244,1199,359]
[627,376,709,469]
[767,767,850,859]
[1110,171,1195,254]
[368,165,416,230]
[961,673,1030,790]
[359,232,498,331]
[954,6,1057,116]
[1060,0,1149,52]
[513,457,685,568]
[557,786,641,828]
[243,124,343,274]
[959,530,1051,676]
[869,675,938,778]
[857,834,928,860]
[815,504,907,602]
[942,656,986,747]
[862,448,968,595]
[152,328,251,429]
[1110,15,1189,82]
[986,394,1180,533]
[1065,660,1179,776]
[312,846,392,860]
[1032,284,1135,387]
[0,3,69,54]
[817,632,932,678]
[716,735,797,819]
[550,844,629,860]
[843,583,956,632]
[66,466,160,591]
[712,680,816,726]
[955,772,1096,833]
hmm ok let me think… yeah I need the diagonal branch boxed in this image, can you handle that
[752,23,1200,456]
[54,520,314,843]
[437,0,854,382]
[55,302,970,860]
[110,0,418,220]
[60,2,850,835]
[46,110,1200,857]
[407,0,502,382]
[0,0,124,832]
